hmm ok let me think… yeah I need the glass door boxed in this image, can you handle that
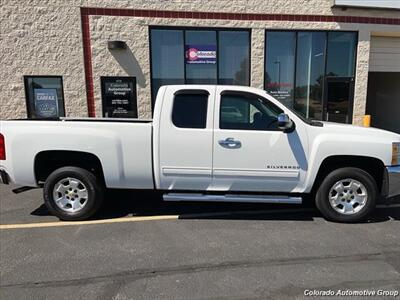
[323,77,354,124]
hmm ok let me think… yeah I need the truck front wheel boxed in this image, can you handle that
[316,167,377,223]
[43,166,104,221]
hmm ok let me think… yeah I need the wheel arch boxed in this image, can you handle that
[310,155,386,196]
[34,150,105,185]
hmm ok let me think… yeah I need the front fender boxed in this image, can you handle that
[303,132,391,192]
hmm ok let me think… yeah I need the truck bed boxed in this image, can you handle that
[0,119,154,189]
[10,117,153,123]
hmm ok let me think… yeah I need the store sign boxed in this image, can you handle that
[265,82,293,104]
[185,45,216,64]
[33,88,59,118]
[101,77,138,118]
[268,90,291,102]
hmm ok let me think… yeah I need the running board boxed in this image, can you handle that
[163,193,302,204]
[12,186,39,194]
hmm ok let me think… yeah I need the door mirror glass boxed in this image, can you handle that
[277,113,294,132]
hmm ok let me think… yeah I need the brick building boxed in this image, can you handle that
[1,0,399,132]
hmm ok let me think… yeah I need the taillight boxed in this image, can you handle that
[0,133,5,160]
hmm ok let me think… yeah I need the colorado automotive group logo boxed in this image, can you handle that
[187,48,199,61]
[304,289,399,297]
[185,45,216,64]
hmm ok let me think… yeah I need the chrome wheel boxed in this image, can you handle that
[52,177,88,213]
[328,178,368,215]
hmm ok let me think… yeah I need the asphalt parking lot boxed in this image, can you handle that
[1,185,400,299]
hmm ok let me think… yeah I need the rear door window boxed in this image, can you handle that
[172,92,208,129]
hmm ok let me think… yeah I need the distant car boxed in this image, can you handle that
[1,85,399,222]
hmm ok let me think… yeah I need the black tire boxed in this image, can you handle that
[315,167,377,223]
[43,166,104,221]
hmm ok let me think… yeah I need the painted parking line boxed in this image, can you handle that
[0,208,316,230]
[0,204,398,230]
[0,215,179,230]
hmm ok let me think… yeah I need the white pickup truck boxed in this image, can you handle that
[1,85,399,222]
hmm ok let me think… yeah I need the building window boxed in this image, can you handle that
[150,27,250,106]
[172,92,208,129]
[265,31,357,122]
[150,29,185,104]
[185,30,217,84]
[326,32,357,77]
[24,76,65,119]
[219,31,250,85]
[295,31,326,119]
[264,32,296,109]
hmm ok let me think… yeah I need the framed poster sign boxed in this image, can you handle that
[101,76,138,118]
[33,88,59,118]
[24,76,65,119]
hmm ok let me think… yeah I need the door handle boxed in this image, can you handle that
[218,138,241,148]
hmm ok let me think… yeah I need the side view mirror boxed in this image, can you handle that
[277,113,294,133]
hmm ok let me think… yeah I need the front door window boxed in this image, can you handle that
[219,93,283,130]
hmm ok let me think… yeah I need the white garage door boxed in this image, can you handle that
[369,36,400,72]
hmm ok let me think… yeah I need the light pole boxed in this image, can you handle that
[274,60,281,88]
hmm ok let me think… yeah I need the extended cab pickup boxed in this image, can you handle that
[1,85,399,222]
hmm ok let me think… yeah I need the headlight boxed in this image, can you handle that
[392,142,400,166]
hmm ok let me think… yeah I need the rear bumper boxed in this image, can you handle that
[383,166,400,204]
[0,169,10,184]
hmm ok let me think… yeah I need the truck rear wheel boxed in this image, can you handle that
[315,167,377,223]
[43,166,104,221]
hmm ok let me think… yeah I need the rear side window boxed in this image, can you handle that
[172,92,208,128]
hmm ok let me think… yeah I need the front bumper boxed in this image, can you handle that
[383,166,400,203]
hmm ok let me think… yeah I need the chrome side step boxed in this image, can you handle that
[163,193,302,204]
